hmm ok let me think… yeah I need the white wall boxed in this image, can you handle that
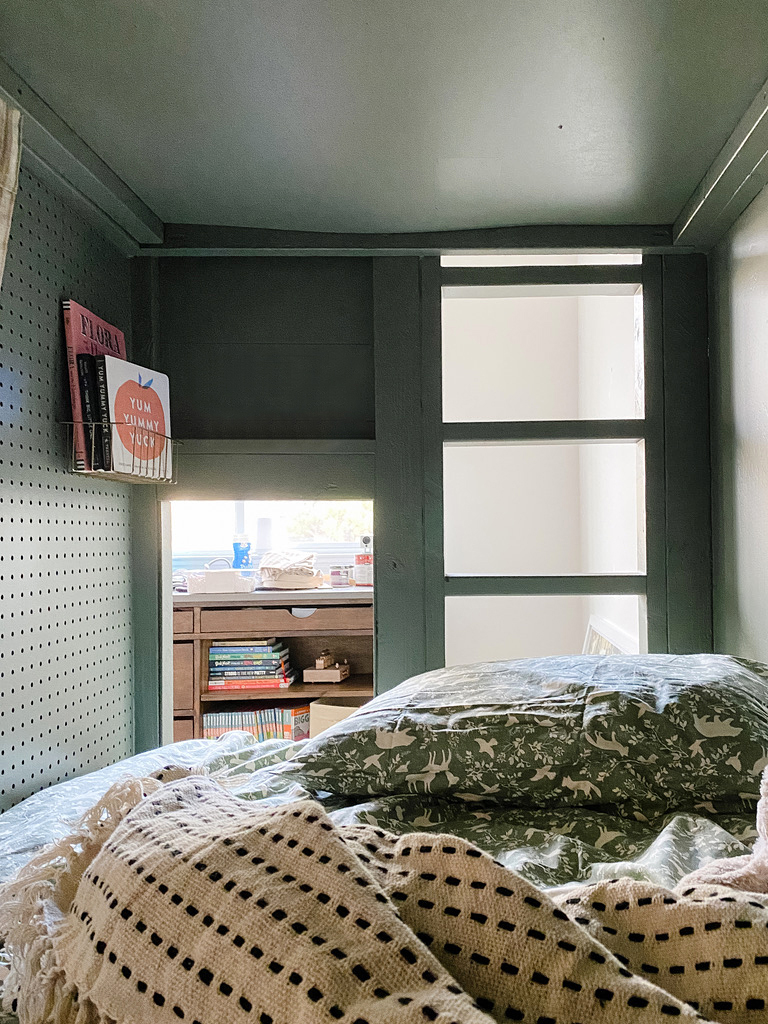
[577,293,646,652]
[442,294,581,422]
[710,184,768,661]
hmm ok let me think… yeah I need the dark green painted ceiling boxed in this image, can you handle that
[3,0,768,232]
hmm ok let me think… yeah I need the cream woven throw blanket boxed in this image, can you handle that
[3,775,768,1024]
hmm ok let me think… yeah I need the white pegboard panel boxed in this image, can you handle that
[0,164,135,813]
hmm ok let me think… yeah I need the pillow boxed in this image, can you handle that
[283,655,768,819]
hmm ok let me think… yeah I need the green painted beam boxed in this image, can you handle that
[158,449,375,502]
[131,486,162,752]
[373,257,428,692]
[441,265,643,287]
[446,575,647,596]
[661,254,712,653]
[641,255,669,652]
[143,223,676,257]
[443,421,644,444]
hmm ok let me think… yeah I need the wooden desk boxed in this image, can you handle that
[172,588,374,740]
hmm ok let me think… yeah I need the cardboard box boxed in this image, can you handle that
[309,696,369,738]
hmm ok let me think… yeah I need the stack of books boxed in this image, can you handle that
[207,638,296,690]
[64,300,171,478]
[203,705,310,741]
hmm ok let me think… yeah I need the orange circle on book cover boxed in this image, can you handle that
[114,374,166,460]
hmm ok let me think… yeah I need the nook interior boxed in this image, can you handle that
[2,1,768,810]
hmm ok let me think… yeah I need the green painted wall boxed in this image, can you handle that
[157,256,374,440]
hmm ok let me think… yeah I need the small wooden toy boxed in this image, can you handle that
[303,655,351,683]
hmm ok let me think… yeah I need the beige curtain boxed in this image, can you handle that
[0,98,22,290]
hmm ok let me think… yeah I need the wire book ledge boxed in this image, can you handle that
[64,422,178,483]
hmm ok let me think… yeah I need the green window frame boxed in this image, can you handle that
[372,253,711,692]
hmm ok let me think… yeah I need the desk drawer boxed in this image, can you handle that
[173,717,195,742]
[173,642,195,711]
[173,610,194,634]
[200,605,372,635]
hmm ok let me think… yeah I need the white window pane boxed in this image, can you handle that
[443,442,645,575]
[445,595,647,666]
[442,291,643,421]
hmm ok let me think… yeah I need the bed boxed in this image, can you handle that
[2,653,768,1023]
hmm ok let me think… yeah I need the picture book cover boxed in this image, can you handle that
[101,355,172,478]
[63,301,126,470]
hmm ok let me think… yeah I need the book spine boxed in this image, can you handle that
[208,649,283,655]
[209,652,286,659]
[94,355,113,470]
[207,680,292,689]
[209,661,289,671]
[76,354,103,471]
[65,306,89,471]
[205,679,292,688]
[209,669,288,677]
[209,659,286,667]
[209,663,287,672]
[209,640,278,652]
[208,649,288,660]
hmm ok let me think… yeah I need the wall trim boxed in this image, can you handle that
[177,438,376,456]
[674,75,768,249]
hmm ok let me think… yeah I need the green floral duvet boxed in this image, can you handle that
[198,655,768,889]
[198,736,756,891]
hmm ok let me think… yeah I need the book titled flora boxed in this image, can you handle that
[62,300,126,470]
[100,355,172,478]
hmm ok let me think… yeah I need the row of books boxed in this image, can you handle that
[203,706,310,742]
[64,299,172,477]
[208,638,297,690]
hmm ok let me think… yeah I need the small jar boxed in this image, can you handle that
[329,565,351,587]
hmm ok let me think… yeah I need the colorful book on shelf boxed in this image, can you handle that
[207,676,297,690]
[209,664,290,677]
[209,639,279,652]
[209,647,288,656]
[202,705,309,742]
[100,355,172,478]
[63,300,126,471]
[209,653,288,663]
[208,663,296,687]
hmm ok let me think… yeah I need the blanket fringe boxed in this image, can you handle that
[0,776,162,1024]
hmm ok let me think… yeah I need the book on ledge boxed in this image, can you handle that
[63,300,126,471]
[100,355,172,478]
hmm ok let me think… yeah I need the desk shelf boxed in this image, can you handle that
[173,593,374,740]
